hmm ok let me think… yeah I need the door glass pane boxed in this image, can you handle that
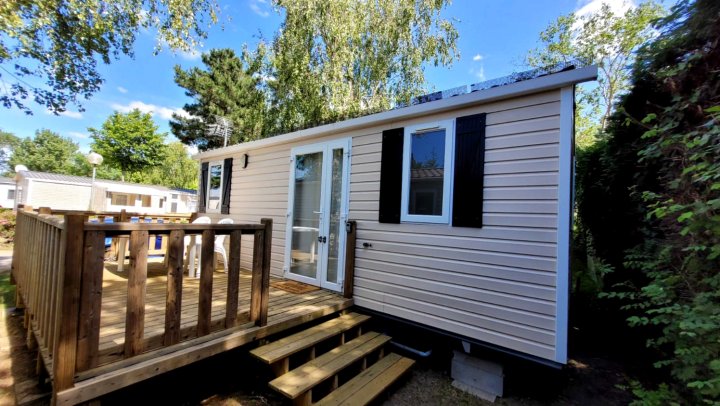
[290,152,323,279]
[409,129,445,215]
[326,148,344,284]
[208,163,222,210]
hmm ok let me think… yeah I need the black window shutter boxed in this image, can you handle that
[198,162,209,213]
[221,158,233,215]
[378,128,404,223]
[452,113,487,228]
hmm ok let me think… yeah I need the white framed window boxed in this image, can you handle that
[206,160,224,213]
[400,119,455,224]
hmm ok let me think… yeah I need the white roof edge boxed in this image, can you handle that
[195,65,598,160]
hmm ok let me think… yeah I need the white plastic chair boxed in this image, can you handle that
[184,216,211,277]
[185,217,234,278]
[213,218,234,273]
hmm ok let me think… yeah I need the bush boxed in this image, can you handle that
[0,209,16,243]
[581,0,720,403]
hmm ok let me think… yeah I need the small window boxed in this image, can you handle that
[111,193,128,206]
[171,193,179,199]
[159,198,164,208]
[206,161,223,212]
[7,189,15,200]
[401,120,454,224]
[141,195,151,208]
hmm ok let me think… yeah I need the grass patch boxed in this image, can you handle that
[0,273,15,311]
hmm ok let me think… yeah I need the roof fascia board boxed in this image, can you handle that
[195,65,597,160]
[28,178,90,187]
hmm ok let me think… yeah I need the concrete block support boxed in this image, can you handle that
[451,350,504,402]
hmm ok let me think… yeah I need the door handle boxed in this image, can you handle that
[317,236,327,243]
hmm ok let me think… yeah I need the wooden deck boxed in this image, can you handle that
[54,260,352,405]
[95,259,349,366]
[12,208,357,405]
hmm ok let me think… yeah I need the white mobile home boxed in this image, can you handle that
[0,177,16,208]
[14,171,197,213]
[194,65,597,365]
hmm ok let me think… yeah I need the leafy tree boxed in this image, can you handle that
[0,0,219,114]
[171,48,266,150]
[267,0,458,134]
[580,0,720,402]
[0,130,19,174]
[132,142,198,190]
[89,109,167,181]
[525,1,664,147]
[9,129,79,174]
[67,153,123,180]
[173,0,458,150]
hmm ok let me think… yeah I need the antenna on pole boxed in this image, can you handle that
[205,115,232,147]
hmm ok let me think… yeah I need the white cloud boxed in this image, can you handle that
[68,131,89,139]
[117,86,128,94]
[60,110,83,119]
[249,0,270,17]
[111,101,190,120]
[179,48,201,60]
[575,0,634,18]
[45,109,83,119]
[473,54,483,62]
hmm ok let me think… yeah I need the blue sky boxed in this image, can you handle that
[0,0,641,152]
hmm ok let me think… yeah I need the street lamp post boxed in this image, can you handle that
[87,152,103,211]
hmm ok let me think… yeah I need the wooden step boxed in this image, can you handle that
[250,312,369,375]
[269,332,391,403]
[315,352,415,406]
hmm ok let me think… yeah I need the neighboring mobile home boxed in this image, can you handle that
[0,177,16,208]
[194,64,597,365]
[14,170,197,213]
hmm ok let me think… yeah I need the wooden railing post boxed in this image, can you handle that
[197,229,215,336]
[250,226,264,326]
[75,229,106,371]
[343,221,356,299]
[124,230,149,357]
[52,214,86,395]
[225,230,242,328]
[164,230,185,346]
[261,219,272,325]
[251,218,272,327]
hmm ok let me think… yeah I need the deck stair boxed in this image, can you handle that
[250,312,414,406]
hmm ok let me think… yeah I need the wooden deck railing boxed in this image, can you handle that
[11,207,273,396]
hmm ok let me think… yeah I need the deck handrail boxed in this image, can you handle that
[11,207,272,400]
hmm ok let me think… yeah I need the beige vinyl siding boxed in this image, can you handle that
[203,89,563,361]
[349,91,561,360]
[28,180,91,210]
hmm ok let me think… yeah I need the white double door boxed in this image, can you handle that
[285,139,350,292]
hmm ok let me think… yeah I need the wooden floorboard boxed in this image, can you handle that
[95,258,349,365]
